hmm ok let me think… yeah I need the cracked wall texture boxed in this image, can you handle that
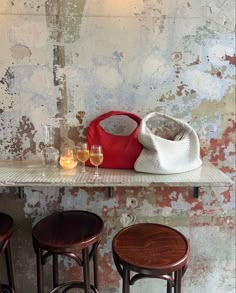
[0,0,235,292]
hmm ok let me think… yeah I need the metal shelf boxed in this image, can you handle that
[0,160,233,198]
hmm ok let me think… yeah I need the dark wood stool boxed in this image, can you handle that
[32,210,104,293]
[112,223,190,293]
[0,213,15,293]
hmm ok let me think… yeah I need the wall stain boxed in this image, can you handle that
[176,82,196,97]
[67,125,86,146]
[45,0,86,43]
[45,0,86,144]
[183,26,217,48]
[134,1,167,32]
[10,44,32,60]
[6,116,37,159]
[159,91,175,102]
[225,54,236,66]
[205,120,235,164]
[76,111,85,124]
[192,85,235,120]
[23,1,42,12]
[187,56,201,66]
[171,52,182,63]
[0,68,14,91]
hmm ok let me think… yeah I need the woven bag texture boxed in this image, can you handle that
[86,111,143,169]
[134,112,202,174]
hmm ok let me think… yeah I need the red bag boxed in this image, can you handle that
[86,111,143,169]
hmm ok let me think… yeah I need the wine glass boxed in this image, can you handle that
[90,145,104,177]
[75,143,90,173]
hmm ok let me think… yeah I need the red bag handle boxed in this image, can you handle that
[89,111,142,126]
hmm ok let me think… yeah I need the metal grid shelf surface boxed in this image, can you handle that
[0,160,233,188]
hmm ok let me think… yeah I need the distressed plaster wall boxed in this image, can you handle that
[0,0,235,292]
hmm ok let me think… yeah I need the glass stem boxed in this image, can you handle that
[95,165,99,176]
[81,162,86,173]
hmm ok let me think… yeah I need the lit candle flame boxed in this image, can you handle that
[60,156,77,170]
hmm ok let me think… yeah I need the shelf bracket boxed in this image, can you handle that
[108,187,114,197]
[18,187,25,200]
[193,187,199,198]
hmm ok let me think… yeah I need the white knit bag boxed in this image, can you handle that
[134,112,202,174]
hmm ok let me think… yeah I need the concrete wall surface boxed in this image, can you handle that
[0,0,235,292]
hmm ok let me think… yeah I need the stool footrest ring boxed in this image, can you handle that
[42,251,83,266]
[130,273,175,287]
[41,241,101,267]
[50,281,98,293]
[0,239,9,255]
[0,284,15,293]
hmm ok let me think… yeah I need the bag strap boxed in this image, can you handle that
[89,111,142,126]
[142,112,194,132]
[139,112,197,149]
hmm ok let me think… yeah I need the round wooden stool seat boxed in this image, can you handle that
[0,213,15,293]
[112,223,190,293]
[33,210,104,252]
[32,210,104,293]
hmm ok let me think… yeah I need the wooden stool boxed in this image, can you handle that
[0,213,15,293]
[32,210,104,293]
[112,223,190,293]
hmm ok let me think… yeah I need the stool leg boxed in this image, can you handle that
[122,267,130,293]
[5,240,15,291]
[93,247,98,289]
[82,248,90,293]
[36,247,44,293]
[53,255,59,288]
[174,270,182,293]
[167,273,172,293]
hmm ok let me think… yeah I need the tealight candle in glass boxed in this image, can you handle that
[59,147,78,170]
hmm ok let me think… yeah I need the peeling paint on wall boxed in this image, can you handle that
[0,0,235,292]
